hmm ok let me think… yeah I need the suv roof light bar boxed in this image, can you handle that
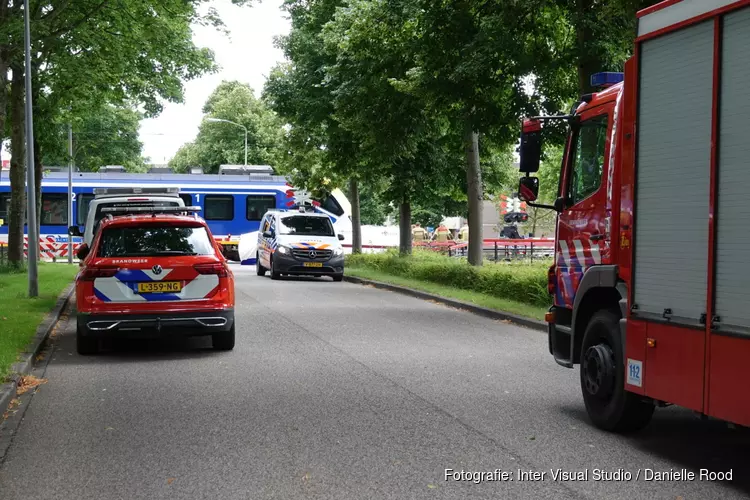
[100,205,202,214]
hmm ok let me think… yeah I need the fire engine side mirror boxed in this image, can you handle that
[68,225,82,237]
[517,177,539,202]
[76,243,90,261]
[519,119,542,173]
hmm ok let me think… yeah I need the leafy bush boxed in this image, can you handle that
[346,250,551,307]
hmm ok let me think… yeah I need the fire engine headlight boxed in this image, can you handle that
[333,247,344,256]
[277,245,289,254]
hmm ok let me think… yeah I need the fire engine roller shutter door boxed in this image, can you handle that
[715,8,750,333]
[633,20,713,322]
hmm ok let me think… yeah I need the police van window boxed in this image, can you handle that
[568,115,607,205]
[78,193,94,226]
[246,195,276,221]
[97,225,215,257]
[41,193,68,225]
[279,215,334,237]
[179,193,192,206]
[204,195,234,220]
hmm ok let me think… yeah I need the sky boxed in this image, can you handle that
[138,0,290,165]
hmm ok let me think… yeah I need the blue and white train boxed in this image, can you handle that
[0,166,354,263]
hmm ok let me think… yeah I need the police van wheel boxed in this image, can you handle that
[270,257,281,280]
[256,253,266,276]
[579,309,654,433]
[76,328,99,356]
[212,324,235,351]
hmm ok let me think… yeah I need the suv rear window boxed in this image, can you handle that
[93,200,181,231]
[279,215,334,237]
[97,225,215,257]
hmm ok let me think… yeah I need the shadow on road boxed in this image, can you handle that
[560,405,750,496]
[49,328,222,366]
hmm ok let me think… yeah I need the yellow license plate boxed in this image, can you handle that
[303,262,323,268]
[137,281,182,293]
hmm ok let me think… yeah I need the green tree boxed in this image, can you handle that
[1,0,252,267]
[170,81,284,173]
[264,0,369,253]
[41,105,146,172]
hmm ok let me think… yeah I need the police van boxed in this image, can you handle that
[256,207,345,281]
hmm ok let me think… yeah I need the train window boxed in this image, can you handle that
[179,193,192,206]
[78,193,94,226]
[0,194,26,225]
[246,195,276,221]
[204,195,234,220]
[0,194,9,225]
[41,193,68,226]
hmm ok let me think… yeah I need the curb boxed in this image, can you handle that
[343,275,547,332]
[0,283,74,415]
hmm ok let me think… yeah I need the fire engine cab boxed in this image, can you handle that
[517,0,750,431]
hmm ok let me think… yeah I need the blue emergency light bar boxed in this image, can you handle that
[590,72,624,89]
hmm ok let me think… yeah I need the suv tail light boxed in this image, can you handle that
[79,267,119,281]
[194,262,229,278]
[547,265,556,296]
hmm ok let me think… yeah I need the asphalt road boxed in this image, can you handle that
[0,264,749,500]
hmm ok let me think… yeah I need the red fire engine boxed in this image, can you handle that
[517,0,750,431]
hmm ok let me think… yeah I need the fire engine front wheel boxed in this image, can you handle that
[580,309,654,433]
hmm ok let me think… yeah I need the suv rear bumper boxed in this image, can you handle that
[77,309,234,337]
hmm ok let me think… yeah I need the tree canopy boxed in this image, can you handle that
[169,81,284,173]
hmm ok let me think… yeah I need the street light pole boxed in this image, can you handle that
[67,123,73,264]
[205,118,248,165]
[23,0,38,297]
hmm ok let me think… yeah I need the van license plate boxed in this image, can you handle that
[137,281,182,293]
[303,262,323,268]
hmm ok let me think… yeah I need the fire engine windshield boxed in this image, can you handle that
[278,215,334,237]
[97,225,215,257]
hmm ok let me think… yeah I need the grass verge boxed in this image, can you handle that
[346,266,548,321]
[0,263,78,380]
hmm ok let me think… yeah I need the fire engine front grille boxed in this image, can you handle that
[292,249,333,261]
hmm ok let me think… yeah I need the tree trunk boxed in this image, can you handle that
[0,51,8,148]
[398,198,411,256]
[531,206,538,237]
[349,178,362,254]
[8,65,26,266]
[34,134,42,234]
[464,123,483,266]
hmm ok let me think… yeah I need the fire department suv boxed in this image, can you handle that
[74,206,235,354]
[517,0,750,431]
[256,207,346,281]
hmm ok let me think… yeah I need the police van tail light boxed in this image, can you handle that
[79,266,119,281]
[194,262,229,278]
[547,265,556,296]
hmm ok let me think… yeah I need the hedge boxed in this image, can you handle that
[346,250,551,307]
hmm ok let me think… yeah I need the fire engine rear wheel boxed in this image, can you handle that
[580,309,654,433]
[76,327,99,356]
[256,253,266,276]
